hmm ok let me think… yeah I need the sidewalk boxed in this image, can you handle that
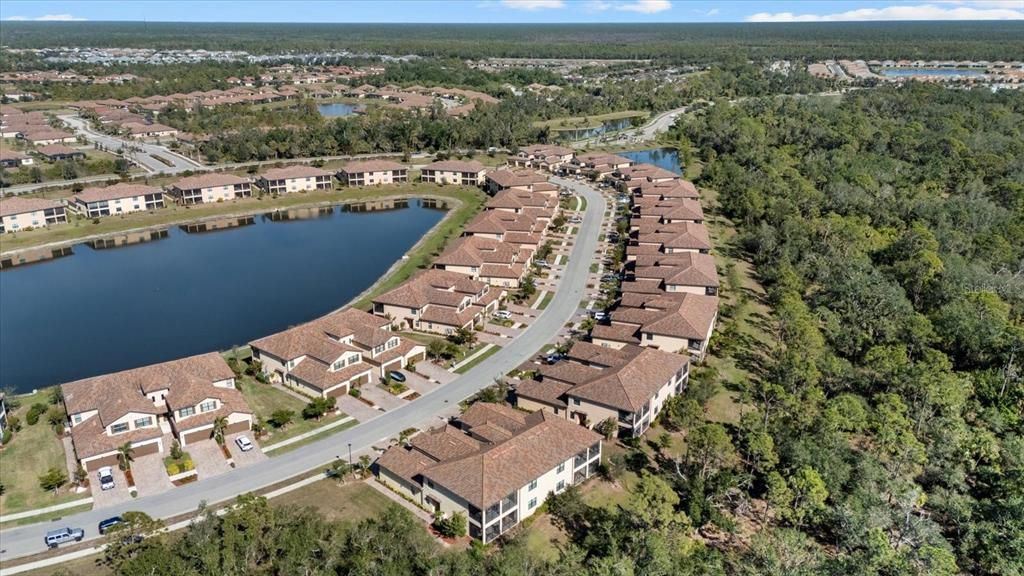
[262,416,355,453]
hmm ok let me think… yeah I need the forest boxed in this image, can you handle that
[182,62,828,163]
[668,83,1023,575]
[2,21,1023,62]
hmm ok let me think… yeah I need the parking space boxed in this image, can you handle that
[189,440,231,479]
[403,371,438,395]
[225,432,267,467]
[90,464,133,509]
[336,394,384,423]
[360,385,408,411]
[131,453,173,498]
[414,361,457,385]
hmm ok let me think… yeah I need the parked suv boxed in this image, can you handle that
[98,516,123,535]
[45,527,85,548]
[98,466,115,491]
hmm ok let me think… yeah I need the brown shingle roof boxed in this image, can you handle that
[260,165,333,180]
[423,159,485,173]
[340,159,405,174]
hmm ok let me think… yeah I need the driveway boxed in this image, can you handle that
[414,362,457,385]
[336,395,384,423]
[189,440,231,479]
[402,371,438,396]
[360,385,408,411]
[90,465,133,509]
[132,453,173,498]
[225,432,267,468]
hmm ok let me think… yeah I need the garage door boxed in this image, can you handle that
[83,452,120,472]
[225,420,250,435]
[381,358,402,372]
[327,384,349,398]
[133,441,160,457]
[181,428,212,446]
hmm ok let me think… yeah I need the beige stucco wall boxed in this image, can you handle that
[2,209,48,232]
[589,337,627,350]
[373,302,421,331]
[105,410,160,435]
[664,283,708,295]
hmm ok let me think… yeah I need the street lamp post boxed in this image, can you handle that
[348,442,352,465]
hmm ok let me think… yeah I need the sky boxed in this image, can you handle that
[1,0,1022,23]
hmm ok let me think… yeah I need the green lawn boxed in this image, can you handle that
[537,292,554,310]
[0,503,93,529]
[0,390,83,516]
[271,479,395,525]
[520,513,566,562]
[237,377,350,448]
[453,344,502,374]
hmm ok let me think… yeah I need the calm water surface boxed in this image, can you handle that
[317,102,358,117]
[0,201,443,392]
[620,148,682,175]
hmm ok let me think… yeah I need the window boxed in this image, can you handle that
[528,479,538,491]
[199,400,217,413]
[110,422,129,434]
[557,462,565,473]
[133,417,153,428]
[646,332,654,340]
[528,497,537,509]
[178,406,195,418]
[572,398,580,406]
[72,414,83,424]
[556,480,565,492]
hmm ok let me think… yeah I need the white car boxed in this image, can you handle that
[97,466,115,491]
[494,310,512,320]
[235,436,254,452]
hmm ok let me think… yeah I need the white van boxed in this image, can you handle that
[45,527,84,548]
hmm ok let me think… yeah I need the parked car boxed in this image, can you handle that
[388,370,407,383]
[591,311,608,321]
[494,310,512,320]
[535,259,550,268]
[98,516,123,535]
[45,527,84,548]
[601,274,619,283]
[544,353,564,365]
[98,466,115,491]
[235,436,254,452]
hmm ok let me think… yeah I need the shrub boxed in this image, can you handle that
[7,415,21,433]
[433,512,468,538]
[26,403,48,425]
[349,388,362,398]
[1,429,11,445]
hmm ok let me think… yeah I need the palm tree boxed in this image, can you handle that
[213,416,228,447]
[358,455,372,478]
[251,417,267,439]
[117,442,135,472]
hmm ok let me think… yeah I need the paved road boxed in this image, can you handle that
[570,105,691,146]
[0,178,605,565]
[59,115,202,175]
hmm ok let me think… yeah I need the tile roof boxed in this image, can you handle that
[0,196,63,218]
[36,144,83,156]
[423,159,486,173]
[260,165,333,180]
[171,173,249,190]
[73,183,162,204]
[341,159,405,173]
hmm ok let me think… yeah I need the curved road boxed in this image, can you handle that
[59,115,202,175]
[0,177,605,565]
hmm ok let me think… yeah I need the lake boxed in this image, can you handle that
[880,68,985,78]
[554,117,637,141]
[620,148,682,175]
[318,102,359,117]
[0,200,444,393]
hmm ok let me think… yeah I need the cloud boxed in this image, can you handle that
[746,3,1024,21]
[499,0,565,10]
[617,0,672,13]
[585,0,613,10]
[5,13,86,21]
[706,8,719,16]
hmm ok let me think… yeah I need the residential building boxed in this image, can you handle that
[250,308,425,397]
[61,352,253,470]
[0,196,68,233]
[463,209,547,242]
[337,160,408,186]
[515,342,689,437]
[627,251,719,296]
[121,122,178,139]
[511,144,575,171]
[35,144,86,162]
[631,221,712,255]
[167,173,252,205]
[371,269,500,335]
[0,150,33,167]
[20,129,76,145]
[420,160,487,186]
[434,235,533,288]
[256,165,334,194]
[377,402,602,543]
[568,152,633,179]
[484,169,550,195]
[69,183,164,217]
[591,292,719,360]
